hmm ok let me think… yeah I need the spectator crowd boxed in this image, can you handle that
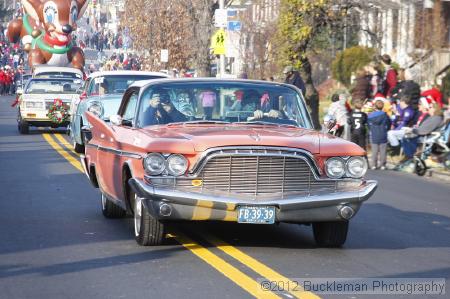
[325,54,450,171]
[0,25,26,96]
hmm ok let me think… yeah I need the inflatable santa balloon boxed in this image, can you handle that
[7,0,88,71]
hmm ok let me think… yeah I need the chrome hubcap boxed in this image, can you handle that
[134,195,142,237]
[101,194,106,210]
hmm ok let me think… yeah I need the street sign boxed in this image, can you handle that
[211,29,226,55]
[227,21,241,31]
[214,9,228,28]
[160,49,169,63]
[227,10,237,17]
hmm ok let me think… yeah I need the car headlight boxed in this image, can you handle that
[87,102,103,117]
[24,101,43,109]
[346,156,368,178]
[166,154,188,176]
[325,157,346,179]
[144,153,166,175]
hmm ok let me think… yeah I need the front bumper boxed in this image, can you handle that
[129,178,378,223]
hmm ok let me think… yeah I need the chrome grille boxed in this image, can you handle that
[152,151,337,200]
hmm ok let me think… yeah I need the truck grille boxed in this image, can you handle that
[151,151,337,200]
[45,101,71,111]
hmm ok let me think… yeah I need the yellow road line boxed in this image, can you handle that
[203,233,321,299]
[53,133,79,156]
[171,232,280,299]
[42,134,83,172]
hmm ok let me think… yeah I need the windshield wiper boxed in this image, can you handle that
[234,121,298,128]
[167,120,230,126]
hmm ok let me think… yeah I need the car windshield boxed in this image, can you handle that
[136,81,312,128]
[35,72,82,79]
[88,75,165,96]
[25,79,81,94]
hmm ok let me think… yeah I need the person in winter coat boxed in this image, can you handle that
[350,68,371,102]
[349,100,368,150]
[387,96,416,148]
[401,101,444,159]
[368,100,391,169]
[283,66,306,96]
[326,93,348,137]
[380,54,397,98]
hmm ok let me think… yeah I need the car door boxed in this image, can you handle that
[85,88,141,202]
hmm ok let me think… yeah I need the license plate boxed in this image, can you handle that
[237,206,275,224]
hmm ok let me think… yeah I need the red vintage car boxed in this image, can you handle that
[81,79,377,247]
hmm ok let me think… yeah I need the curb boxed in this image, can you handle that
[427,169,450,182]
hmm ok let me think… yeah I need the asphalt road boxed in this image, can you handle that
[0,95,449,299]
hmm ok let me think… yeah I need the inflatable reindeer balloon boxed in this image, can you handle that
[7,0,88,71]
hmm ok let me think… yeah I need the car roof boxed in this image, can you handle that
[29,77,78,82]
[33,66,83,74]
[88,71,170,79]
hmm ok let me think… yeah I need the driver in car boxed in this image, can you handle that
[144,91,187,125]
[253,91,283,119]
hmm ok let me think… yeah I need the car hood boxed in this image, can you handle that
[138,124,321,153]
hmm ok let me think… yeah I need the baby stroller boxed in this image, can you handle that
[413,122,450,176]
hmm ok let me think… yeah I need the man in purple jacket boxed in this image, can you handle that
[387,96,416,149]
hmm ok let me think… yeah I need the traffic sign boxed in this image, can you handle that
[214,9,228,28]
[161,49,169,63]
[211,29,226,55]
[227,21,241,31]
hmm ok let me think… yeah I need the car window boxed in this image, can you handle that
[136,82,312,128]
[123,92,139,122]
[25,80,82,94]
[87,75,165,96]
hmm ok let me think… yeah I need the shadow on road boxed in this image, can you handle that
[0,246,183,278]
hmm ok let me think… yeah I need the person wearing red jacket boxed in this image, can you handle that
[0,68,5,96]
[421,86,443,108]
[5,70,13,95]
[380,54,398,98]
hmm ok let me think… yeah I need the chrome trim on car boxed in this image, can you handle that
[129,178,378,222]
[190,146,322,176]
[87,142,143,160]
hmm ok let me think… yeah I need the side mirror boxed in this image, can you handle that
[323,115,337,133]
[110,115,123,126]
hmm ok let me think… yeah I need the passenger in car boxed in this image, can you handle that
[143,91,187,126]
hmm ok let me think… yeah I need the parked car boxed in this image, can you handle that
[17,78,82,134]
[82,79,377,247]
[70,71,169,153]
[32,66,84,81]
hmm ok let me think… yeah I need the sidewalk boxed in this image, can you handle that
[384,155,450,183]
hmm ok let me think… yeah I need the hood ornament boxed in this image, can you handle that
[249,133,261,142]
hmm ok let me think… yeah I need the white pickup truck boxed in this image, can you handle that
[17,77,82,134]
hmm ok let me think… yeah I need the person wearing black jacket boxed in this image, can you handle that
[283,66,306,96]
[349,100,368,150]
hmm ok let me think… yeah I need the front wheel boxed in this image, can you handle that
[18,112,29,134]
[73,139,85,154]
[414,158,427,176]
[133,192,165,246]
[101,193,126,218]
[313,221,349,247]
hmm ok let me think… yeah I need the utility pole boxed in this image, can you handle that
[219,0,226,78]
